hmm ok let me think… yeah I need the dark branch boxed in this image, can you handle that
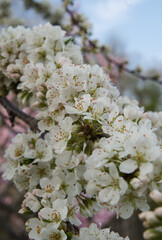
[0,96,38,131]
[65,221,79,235]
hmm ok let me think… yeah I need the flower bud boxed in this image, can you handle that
[154,207,162,218]
[36,91,44,98]
[143,229,156,239]
[139,211,159,228]
[150,190,162,204]
[37,85,44,91]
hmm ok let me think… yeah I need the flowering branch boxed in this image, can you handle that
[84,38,162,84]
[0,21,161,240]
[0,96,38,131]
[106,55,162,83]
[22,0,162,83]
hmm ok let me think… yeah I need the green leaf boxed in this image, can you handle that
[84,141,93,156]
[66,232,73,240]
[23,158,34,165]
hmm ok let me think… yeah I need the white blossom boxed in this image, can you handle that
[77,223,129,240]
[50,117,73,153]
[98,163,128,205]
[39,199,68,228]
[26,218,46,240]
[23,193,41,213]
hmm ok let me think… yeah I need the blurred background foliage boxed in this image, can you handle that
[0,0,161,239]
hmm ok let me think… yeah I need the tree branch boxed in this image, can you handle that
[106,55,162,83]
[65,4,162,84]
[0,96,38,131]
[22,0,162,84]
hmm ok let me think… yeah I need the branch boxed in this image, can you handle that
[65,221,79,235]
[0,112,21,135]
[65,4,162,84]
[22,1,162,84]
[0,96,38,131]
[106,55,162,83]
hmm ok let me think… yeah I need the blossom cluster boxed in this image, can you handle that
[25,219,129,240]
[0,23,82,98]
[2,131,54,191]
[1,24,162,239]
[75,223,129,240]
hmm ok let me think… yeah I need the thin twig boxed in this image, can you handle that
[0,96,38,131]
[106,55,162,83]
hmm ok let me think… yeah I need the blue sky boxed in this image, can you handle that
[78,0,162,69]
[13,0,162,70]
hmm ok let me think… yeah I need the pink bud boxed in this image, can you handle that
[32,189,38,195]
[37,85,44,91]
[11,73,20,79]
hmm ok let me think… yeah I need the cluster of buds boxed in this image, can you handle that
[139,190,162,240]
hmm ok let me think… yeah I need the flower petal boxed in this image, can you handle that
[119,159,138,174]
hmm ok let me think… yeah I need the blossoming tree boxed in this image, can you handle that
[0,1,162,240]
[0,22,161,240]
